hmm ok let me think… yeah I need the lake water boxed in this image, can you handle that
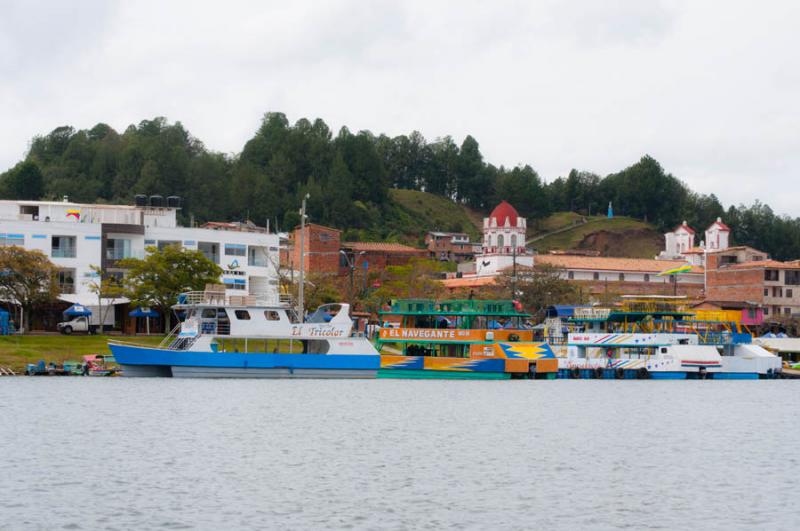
[1,379,799,530]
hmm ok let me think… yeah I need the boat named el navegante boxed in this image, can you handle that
[109,290,782,379]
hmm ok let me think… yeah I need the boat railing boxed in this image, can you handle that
[159,324,182,348]
[177,290,286,308]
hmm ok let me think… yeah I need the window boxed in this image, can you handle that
[497,235,504,248]
[619,273,625,281]
[198,242,219,264]
[644,274,650,282]
[224,279,246,290]
[764,288,769,296]
[0,233,24,246]
[747,308,757,319]
[248,246,268,267]
[765,270,779,281]
[234,310,251,320]
[157,240,180,250]
[773,287,783,298]
[105,238,131,260]
[265,311,280,321]
[225,243,246,256]
[52,236,76,258]
[785,308,792,316]
[56,269,75,294]
[201,309,217,319]
[593,272,600,280]
[787,289,794,298]
[764,307,769,315]
[786,271,800,285]
[568,271,574,280]
[510,234,517,248]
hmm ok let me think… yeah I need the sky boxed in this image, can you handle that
[1,0,799,215]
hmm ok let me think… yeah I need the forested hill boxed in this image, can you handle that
[2,113,800,259]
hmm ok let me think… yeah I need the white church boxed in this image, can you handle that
[656,217,731,265]
[475,201,533,276]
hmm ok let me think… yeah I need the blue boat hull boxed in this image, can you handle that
[109,344,380,379]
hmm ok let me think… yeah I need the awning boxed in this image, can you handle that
[64,304,92,317]
[59,294,130,306]
[129,307,159,318]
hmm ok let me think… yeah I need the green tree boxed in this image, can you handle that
[493,264,581,320]
[118,246,222,330]
[0,247,59,332]
[0,161,45,200]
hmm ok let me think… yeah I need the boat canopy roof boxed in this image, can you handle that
[380,299,530,318]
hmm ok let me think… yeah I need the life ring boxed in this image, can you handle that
[570,366,580,379]
[615,367,624,379]
[594,367,604,379]
[637,367,650,380]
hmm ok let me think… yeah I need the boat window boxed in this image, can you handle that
[234,310,251,320]
[201,308,216,319]
[265,310,281,321]
[661,347,668,353]
[303,340,330,354]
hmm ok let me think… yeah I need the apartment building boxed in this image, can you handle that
[0,197,280,329]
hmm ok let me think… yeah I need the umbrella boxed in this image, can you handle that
[129,307,158,318]
[129,307,158,335]
[64,304,92,317]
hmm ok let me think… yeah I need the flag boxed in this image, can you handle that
[657,264,692,277]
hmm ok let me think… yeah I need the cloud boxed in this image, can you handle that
[1,0,798,216]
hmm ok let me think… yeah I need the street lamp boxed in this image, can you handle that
[340,250,366,305]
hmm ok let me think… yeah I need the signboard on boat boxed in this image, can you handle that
[379,328,487,342]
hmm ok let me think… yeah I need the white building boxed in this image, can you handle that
[475,201,533,276]
[0,197,280,329]
[656,217,732,267]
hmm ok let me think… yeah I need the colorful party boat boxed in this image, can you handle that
[376,299,558,379]
[543,296,782,379]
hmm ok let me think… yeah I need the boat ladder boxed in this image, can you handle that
[0,366,17,376]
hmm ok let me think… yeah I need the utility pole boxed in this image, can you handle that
[297,193,309,320]
[511,244,517,300]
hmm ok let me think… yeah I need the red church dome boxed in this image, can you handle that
[489,200,519,226]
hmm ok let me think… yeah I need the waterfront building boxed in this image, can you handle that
[0,197,280,330]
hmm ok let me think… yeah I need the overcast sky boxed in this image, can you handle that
[1,1,798,215]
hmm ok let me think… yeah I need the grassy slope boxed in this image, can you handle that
[385,189,482,244]
[531,216,663,258]
[0,335,164,372]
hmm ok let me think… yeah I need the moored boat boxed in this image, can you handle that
[544,296,782,379]
[109,289,380,378]
[376,299,558,379]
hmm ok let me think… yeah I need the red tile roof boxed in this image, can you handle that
[441,276,497,289]
[536,255,704,274]
[673,222,695,234]
[342,242,426,253]
[707,219,731,231]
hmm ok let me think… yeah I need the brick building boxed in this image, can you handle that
[706,246,800,318]
[340,241,428,276]
[282,223,342,273]
[281,223,428,277]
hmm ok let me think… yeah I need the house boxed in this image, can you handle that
[656,217,732,266]
[425,232,481,263]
